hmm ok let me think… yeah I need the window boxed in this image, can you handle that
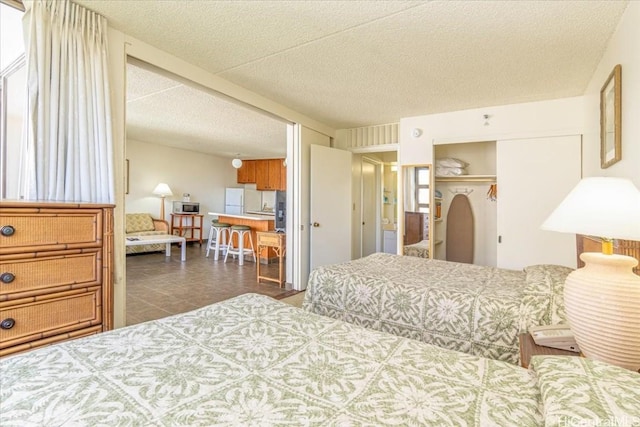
[1,0,26,198]
[415,167,430,213]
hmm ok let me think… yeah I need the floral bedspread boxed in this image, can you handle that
[304,253,572,364]
[0,293,543,426]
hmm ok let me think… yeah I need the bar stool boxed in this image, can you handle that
[206,221,231,261]
[224,225,256,266]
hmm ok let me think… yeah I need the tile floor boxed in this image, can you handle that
[126,243,294,326]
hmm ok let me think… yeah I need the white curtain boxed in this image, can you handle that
[20,0,113,203]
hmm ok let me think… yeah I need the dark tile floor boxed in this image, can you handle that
[126,243,293,326]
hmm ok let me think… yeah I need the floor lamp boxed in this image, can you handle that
[153,183,173,220]
[541,177,640,371]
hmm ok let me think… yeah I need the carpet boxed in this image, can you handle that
[278,291,305,308]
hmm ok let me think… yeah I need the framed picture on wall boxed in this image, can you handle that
[600,64,621,169]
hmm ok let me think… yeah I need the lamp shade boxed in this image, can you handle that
[152,183,173,197]
[232,158,243,169]
[541,177,640,241]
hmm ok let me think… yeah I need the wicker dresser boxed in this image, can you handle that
[0,201,114,357]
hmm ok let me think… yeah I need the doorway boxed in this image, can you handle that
[124,58,293,324]
[361,158,379,256]
[356,151,397,259]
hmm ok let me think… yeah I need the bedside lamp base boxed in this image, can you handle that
[564,252,640,371]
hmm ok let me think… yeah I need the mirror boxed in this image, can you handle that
[401,164,433,259]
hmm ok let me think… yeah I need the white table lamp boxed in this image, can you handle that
[541,177,640,371]
[152,183,173,220]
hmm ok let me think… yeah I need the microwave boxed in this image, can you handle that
[173,201,200,214]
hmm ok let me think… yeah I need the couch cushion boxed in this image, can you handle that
[126,213,155,233]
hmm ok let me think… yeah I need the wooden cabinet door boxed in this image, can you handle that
[253,159,286,190]
[280,160,286,190]
[237,160,256,184]
[255,160,270,190]
[267,159,281,190]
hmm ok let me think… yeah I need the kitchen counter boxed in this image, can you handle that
[245,210,275,217]
[208,212,275,261]
[208,212,275,221]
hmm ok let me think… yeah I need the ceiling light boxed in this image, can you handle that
[232,156,243,169]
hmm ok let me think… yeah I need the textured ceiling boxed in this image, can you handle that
[127,61,288,158]
[76,0,628,155]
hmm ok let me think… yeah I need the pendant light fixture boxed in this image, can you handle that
[232,154,243,169]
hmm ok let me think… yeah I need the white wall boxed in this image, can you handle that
[582,1,640,186]
[125,139,238,234]
[400,96,584,165]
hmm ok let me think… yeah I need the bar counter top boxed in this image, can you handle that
[207,212,275,259]
[208,212,275,221]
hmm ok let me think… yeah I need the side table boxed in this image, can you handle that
[519,332,581,369]
[170,213,203,245]
[256,231,286,287]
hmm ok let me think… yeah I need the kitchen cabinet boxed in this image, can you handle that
[280,161,287,190]
[236,160,256,184]
[0,201,114,357]
[256,159,285,191]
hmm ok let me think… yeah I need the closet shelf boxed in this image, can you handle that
[435,174,496,183]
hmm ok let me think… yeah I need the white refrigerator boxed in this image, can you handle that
[225,188,260,214]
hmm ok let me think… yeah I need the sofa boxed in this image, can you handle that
[125,213,170,254]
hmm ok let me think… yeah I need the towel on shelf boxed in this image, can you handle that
[435,157,469,177]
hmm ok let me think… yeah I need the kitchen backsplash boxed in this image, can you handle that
[243,184,276,211]
[261,191,276,211]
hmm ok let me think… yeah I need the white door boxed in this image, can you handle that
[310,145,352,271]
[497,135,581,270]
[361,159,378,256]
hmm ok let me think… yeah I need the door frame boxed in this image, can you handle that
[360,156,383,257]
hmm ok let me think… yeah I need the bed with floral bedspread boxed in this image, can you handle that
[304,252,572,365]
[2,293,638,426]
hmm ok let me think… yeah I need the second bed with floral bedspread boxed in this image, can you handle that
[304,253,572,364]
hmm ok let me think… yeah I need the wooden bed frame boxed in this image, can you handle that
[577,234,640,274]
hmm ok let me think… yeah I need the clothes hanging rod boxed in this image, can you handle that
[435,175,496,183]
[449,188,474,195]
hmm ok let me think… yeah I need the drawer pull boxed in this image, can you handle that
[0,272,15,283]
[1,318,16,330]
[1,225,15,237]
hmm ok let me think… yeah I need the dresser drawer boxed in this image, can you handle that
[0,325,103,357]
[0,287,102,349]
[0,250,101,300]
[0,209,103,254]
